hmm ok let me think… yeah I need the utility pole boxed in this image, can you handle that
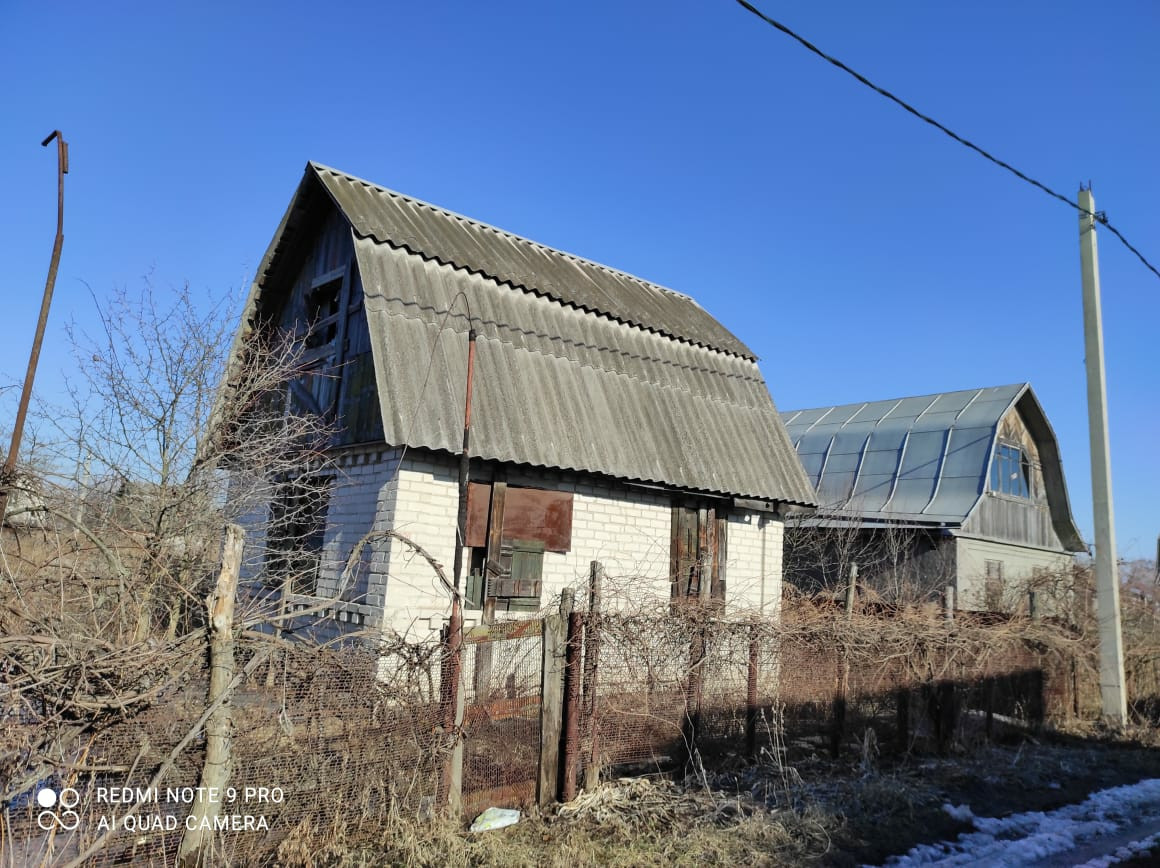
[0,131,69,525]
[1078,185,1127,725]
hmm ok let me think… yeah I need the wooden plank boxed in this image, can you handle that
[669,504,683,600]
[465,619,544,642]
[328,264,353,419]
[537,613,566,808]
[561,612,583,802]
[698,507,713,603]
[465,694,540,725]
[713,513,727,601]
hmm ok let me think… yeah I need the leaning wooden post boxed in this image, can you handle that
[831,564,856,759]
[560,608,583,802]
[177,524,244,868]
[944,585,955,624]
[682,617,707,772]
[746,624,760,760]
[537,604,568,807]
[583,561,603,790]
[438,605,465,813]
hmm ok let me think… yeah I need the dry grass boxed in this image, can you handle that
[274,777,835,867]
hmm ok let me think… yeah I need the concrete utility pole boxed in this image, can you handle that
[1078,185,1127,725]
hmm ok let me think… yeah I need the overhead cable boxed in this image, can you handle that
[732,0,1160,281]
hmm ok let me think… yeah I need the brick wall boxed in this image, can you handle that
[238,447,787,642]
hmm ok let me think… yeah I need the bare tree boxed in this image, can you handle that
[782,501,953,607]
[0,280,334,807]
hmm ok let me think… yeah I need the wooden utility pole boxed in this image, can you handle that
[1078,186,1127,725]
[0,132,68,524]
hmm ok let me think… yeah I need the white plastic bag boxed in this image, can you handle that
[469,807,520,832]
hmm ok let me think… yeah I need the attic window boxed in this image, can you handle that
[990,443,1032,499]
[305,278,342,349]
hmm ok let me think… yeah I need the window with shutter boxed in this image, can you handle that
[464,480,570,613]
[670,502,727,605]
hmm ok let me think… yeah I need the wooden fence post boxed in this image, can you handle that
[746,625,760,760]
[831,573,855,759]
[583,561,603,790]
[682,620,707,772]
[561,609,583,802]
[177,524,244,868]
[438,601,465,813]
[895,687,911,752]
[537,609,567,808]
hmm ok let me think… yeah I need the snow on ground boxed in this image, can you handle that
[875,778,1160,867]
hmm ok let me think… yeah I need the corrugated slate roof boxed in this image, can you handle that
[781,385,1083,548]
[311,163,755,359]
[249,163,816,504]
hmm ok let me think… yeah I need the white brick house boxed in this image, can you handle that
[230,163,815,641]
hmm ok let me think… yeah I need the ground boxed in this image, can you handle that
[312,725,1160,867]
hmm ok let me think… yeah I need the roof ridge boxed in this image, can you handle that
[308,162,702,307]
[782,382,1030,414]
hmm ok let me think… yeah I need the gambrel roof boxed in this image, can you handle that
[781,384,1084,550]
[246,163,816,505]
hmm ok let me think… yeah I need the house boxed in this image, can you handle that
[780,384,1086,611]
[231,163,815,639]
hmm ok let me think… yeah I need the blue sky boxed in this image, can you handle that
[2,1,1157,558]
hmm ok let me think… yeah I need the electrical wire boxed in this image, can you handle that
[732,0,1160,281]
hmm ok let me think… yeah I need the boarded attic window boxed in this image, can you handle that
[304,278,342,349]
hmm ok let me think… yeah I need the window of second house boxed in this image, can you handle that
[984,559,1004,611]
[990,443,1032,498]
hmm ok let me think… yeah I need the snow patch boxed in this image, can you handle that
[874,778,1160,867]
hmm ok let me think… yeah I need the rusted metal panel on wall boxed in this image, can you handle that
[466,482,573,552]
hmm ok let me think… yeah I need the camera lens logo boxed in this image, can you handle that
[36,788,80,831]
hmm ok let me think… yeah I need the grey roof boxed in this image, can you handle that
[250,163,816,504]
[781,384,1084,549]
[312,163,753,359]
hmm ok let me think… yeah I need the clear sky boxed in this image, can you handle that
[2,1,1157,558]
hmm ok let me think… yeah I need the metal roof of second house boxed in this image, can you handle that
[781,384,1084,549]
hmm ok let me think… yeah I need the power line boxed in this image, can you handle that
[732,0,1160,282]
